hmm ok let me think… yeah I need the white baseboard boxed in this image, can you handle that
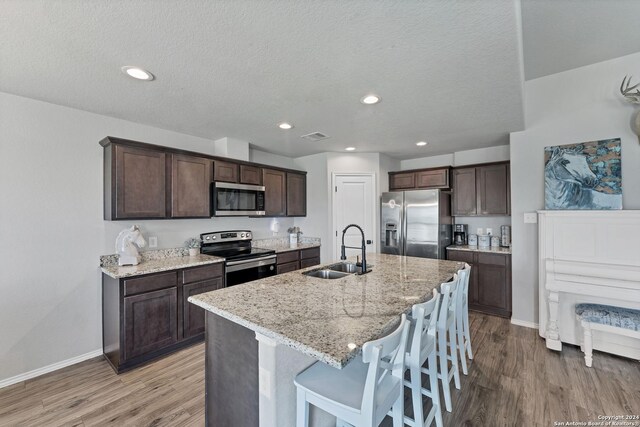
[511,318,539,329]
[0,349,103,390]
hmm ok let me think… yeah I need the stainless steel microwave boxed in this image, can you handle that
[212,182,266,216]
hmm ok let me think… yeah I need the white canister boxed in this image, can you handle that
[289,233,298,248]
[468,234,478,246]
[478,235,491,248]
[491,236,500,247]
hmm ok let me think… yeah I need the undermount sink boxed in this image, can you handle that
[326,262,373,274]
[303,269,351,280]
[303,262,374,279]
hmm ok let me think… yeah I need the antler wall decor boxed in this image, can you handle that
[620,75,640,143]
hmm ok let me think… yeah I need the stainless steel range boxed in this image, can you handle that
[200,230,276,286]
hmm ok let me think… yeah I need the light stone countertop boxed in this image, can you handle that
[447,245,512,255]
[189,253,464,368]
[255,242,321,253]
[101,254,224,279]
[251,236,321,253]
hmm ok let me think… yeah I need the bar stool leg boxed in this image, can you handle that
[438,331,452,412]
[296,388,309,427]
[428,350,444,427]
[449,329,461,390]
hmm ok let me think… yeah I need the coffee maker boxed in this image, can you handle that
[453,224,468,245]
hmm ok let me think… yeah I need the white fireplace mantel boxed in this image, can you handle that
[538,210,640,359]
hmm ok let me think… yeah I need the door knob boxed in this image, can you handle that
[366,240,373,245]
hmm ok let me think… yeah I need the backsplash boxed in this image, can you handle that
[454,216,511,238]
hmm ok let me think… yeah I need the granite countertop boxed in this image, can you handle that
[447,245,512,254]
[251,236,321,253]
[189,253,463,368]
[256,242,321,253]
[101,253,224,279]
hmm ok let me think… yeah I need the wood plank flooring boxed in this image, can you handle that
[1,312,638,426]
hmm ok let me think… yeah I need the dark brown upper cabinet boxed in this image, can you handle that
[452,167,477,216]
[101,137,307,219]
[262,168,287,216]
[239,164,262,185]
[416,168,449,188]
[213,160,239,183]
[389,167,451,191]
[452,162,510,216]
[389,172,415,190]
[286,172,306,216]
[477,163,509,215]
[170,154,212,218]
[106,144,167,220]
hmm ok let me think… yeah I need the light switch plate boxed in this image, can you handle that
[148,236,158,248]
[524,212,538,224]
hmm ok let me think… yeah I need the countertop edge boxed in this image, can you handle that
[101,256,224,279]
[258,243,321,254]
[188,296,348,369]
[446,245,511,255]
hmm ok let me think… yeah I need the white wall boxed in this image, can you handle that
[0,92,295,384]
[399,145,510,170]
[510,52,640,325]
[250,149,298,170]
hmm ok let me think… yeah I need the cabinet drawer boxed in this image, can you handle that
[300,257,320,269]
[277,261,299,274]
[477,253,508,266]
[277,250,299,265]
[124,272,177,297]
[182,263,224,284]
[447,250,474,264]
[300,247,320,260]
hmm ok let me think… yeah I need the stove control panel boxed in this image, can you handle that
[200,230,253,244]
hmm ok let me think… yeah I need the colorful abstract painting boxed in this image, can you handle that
[544,138,622,210]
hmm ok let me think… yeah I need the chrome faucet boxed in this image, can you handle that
[340,224,369,274]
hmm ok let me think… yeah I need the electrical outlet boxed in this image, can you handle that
[148,236,158,248]
[524,212,538,224]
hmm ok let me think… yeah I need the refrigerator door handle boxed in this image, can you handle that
[402,197,408,256]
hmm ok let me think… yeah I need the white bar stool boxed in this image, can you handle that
[403,289,443,427]
[455,264,473,375]
[437,276,461,413]
[294,314,410,427]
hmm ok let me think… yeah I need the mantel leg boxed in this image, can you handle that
[545,290,562,351]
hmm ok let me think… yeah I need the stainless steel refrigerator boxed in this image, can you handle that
[380,190,452,259]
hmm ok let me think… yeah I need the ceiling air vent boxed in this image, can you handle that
[300,132,330,142]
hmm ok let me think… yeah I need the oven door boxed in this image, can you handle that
[213,182,266,216]
[225,255,277,286]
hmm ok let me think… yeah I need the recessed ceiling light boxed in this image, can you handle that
[360,94,381,105]
[121,66,154,81]
[416,141,428,146]
[345,147,356,151]
[278,122,293,130]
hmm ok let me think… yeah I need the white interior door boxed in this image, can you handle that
[332,173,376,261]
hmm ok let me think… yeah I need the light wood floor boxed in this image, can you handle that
[1,313,638,426]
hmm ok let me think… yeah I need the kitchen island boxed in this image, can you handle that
[189,253,464,427]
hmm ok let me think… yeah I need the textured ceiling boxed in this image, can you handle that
[1,1,525,159]
[522,0,640,80]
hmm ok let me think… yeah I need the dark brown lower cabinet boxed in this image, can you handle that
[123,287,178,360]
[275,246,321,274]
[102,262,224,373]
[183,278,224,338]
[446,249,511,318]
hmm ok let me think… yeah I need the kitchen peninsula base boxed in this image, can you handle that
[205,313,333,426]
